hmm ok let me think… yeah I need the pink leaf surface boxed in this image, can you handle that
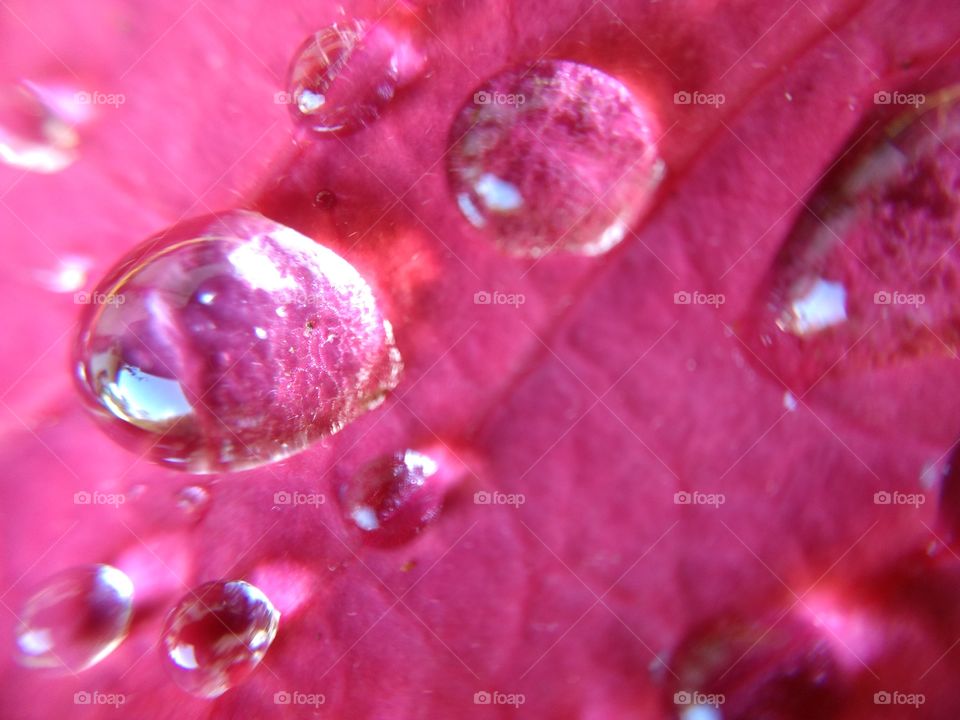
[3,0,960,717]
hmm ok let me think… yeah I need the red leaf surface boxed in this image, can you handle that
[3,0,960,717]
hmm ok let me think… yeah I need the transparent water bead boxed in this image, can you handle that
[286,20,421,134]
[161,580,279,698]
[0,80,91,173]
[340,447,462,546]
[447,60,664,257]
[744,86,960,389]
[14,564,134,672]
[74,210,402,473]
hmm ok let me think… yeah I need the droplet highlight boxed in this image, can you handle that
[74,210,402,473]
[447,60,664,257]
[14,564,133,672]
[339,447,461,546]
[161,580,280,698]
[286,20,420,134]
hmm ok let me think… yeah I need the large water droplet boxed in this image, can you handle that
[161,580,280,698]
[14,564,133,672]
[0,80,90,173]
[743,87,960,390]
[447,60,664,257]
[74,210,402,473]
[339,446,461,546]
[286,20,420,134]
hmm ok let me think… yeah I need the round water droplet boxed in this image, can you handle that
[287,20,419,134]
[74,210,402,473]
[14,564,133,672]
[744,86,960,389]
[447,60,664,257]
[176,485,210,519]
[161,580,279,698]
[339,447,459,546]
[0,80,90,173]
[667,610,845,720]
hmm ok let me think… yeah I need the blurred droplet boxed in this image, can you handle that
[15,564,133,672]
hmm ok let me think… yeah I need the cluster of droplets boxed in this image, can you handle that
[33,7,669,701]
[14,566,280,698]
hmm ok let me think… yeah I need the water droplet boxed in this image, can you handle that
[668,610,846,719]
[74,210,402,473]
[176,485,210,519]
[14,564,133,672]
[447,60,664,257]
[161,580,279,698]
[0,80,90,173]
[287,20,420,134]
[339,446,461,546]
[744,87,960,389]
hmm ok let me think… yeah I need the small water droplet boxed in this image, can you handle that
[161,580,280,698]
[0,80,90,173]
[14,564,133,672]
[783,391,797,412]
[447,60,664,257]
[744,87,960,389]
[176,485,210,518]
[32,254,92,293]
[339,446,462,546]
[287,20,420,134]
[74,210,402,473]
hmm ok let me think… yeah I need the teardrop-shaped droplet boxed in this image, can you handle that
[339,447,461,546]
[286,20,420,134]
[74,210,402,473]
[14,564,133,672]
[667,609,847,719]
[0,80,90,173]
[447,60,664,257]
[161,580,279,698]
[743,87,960,390]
